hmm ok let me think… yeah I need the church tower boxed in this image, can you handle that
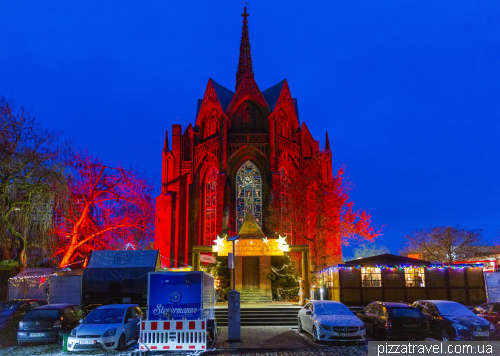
[155,7,336,300]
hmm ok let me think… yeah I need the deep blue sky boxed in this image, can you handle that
[1,1,499,257]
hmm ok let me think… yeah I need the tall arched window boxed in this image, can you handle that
[204,167,218,245]
[280,167,291,237]
[236,161,262,231]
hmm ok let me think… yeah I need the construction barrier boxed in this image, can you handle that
[138,319,207,351]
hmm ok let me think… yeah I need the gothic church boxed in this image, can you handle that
[155,8,336,296]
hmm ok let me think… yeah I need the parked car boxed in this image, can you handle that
[297,300,366,343]
[413,300,495,341]
[473,302,500,330]
[67,304,143,351]
[0,299,46,346]
[357,302,428,340]
[17,303,85,346]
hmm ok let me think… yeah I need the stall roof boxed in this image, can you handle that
[86,250,160,269]
[343,254,431,267]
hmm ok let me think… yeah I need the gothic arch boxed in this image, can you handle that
[203,166,218,245]
[229,100,268,134]
[202,108,219,139]
[235,161,262,231]
[226,146,270,236]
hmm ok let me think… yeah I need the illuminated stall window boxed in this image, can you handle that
[361,267,382,287]
[405,267,425,287]
[236,161,262,231]
[204,167,218,245]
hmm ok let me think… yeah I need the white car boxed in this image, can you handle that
[67,304,142,351]
[298,301,366,343]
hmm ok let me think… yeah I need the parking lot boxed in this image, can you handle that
[0,326,370,356]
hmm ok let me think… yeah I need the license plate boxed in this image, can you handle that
[29,333,44,337]
[402,324,417,328]
[80,340,96,344]
[474,331,489,337]
[339,332,357,337]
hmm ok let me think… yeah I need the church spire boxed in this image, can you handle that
[325,131,331,152]
[236,6,253,89]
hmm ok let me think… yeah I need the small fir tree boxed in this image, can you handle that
[269,254,300,302]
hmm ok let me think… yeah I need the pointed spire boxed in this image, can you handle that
[163,130,169,152]
[325,131,331,152]
[236,6,253,89]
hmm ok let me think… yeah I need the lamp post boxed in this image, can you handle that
[227,235,240,341]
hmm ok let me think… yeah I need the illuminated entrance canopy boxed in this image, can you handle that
[212,213,289,256]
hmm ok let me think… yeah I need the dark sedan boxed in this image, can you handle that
[0,299,46,346]
[17,303,86,346]
[357,302,429,340]
[473,302,500,331]
[414,300,495,341]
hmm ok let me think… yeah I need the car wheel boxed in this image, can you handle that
[441,330,451,341]
[374,326,385,340]
[117,334,126,350]
[313,326,319,343]
[18,341,26,347]
[298,319,303,333]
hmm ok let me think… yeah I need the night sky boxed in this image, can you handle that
[1,1,499,257]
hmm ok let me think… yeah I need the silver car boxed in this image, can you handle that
[67,304,142,351]
[298,301,366,343]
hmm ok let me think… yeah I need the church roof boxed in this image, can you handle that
[195,80,235,119]
[262,79,285,111]
[236,213,266,240]
[210,79,234,111]
[262,80,300,119]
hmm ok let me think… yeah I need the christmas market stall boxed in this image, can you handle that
[317,254,486,306]
[48,269,84,305]
[82,250,160,307]
[8,268,59,301]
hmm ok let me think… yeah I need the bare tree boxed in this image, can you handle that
[0,98,67,267]
[400,226,483,263]
[51,150,155,267]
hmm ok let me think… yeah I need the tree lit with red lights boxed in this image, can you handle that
[268,153,382,270]
[52,151,154,267]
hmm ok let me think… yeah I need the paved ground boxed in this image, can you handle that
[215,302,299,309]
[0,327,368,356]
[215,326,310,349]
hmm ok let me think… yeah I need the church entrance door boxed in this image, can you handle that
[242,256,259,290]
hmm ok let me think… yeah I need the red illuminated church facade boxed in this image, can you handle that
[155,8,336,278]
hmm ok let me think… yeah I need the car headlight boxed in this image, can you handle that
[103,328,116,337]
[70,329,77,337]
[359,325,366,331]
[490,324,496,331]
[452,323,467,330]
[318,324,330,331]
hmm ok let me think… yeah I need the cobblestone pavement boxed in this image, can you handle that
[0,344,368,356]
[0,328,368,356]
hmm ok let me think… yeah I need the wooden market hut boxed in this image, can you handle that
[319,254,486,306]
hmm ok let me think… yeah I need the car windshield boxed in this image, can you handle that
[314,303,353,316]
[24,309,60,320]
[436,303,476,317]
[0,302,21,317]
[390,308,423,318]
[84,308,124,324]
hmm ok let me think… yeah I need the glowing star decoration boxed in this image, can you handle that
[212,235,225,252]
[262,237,268,244]
[277,235,289,252]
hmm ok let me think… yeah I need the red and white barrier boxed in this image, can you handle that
[138,319,207,351]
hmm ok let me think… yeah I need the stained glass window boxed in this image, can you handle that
[204,167,218,245]
[236,161,262,231]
